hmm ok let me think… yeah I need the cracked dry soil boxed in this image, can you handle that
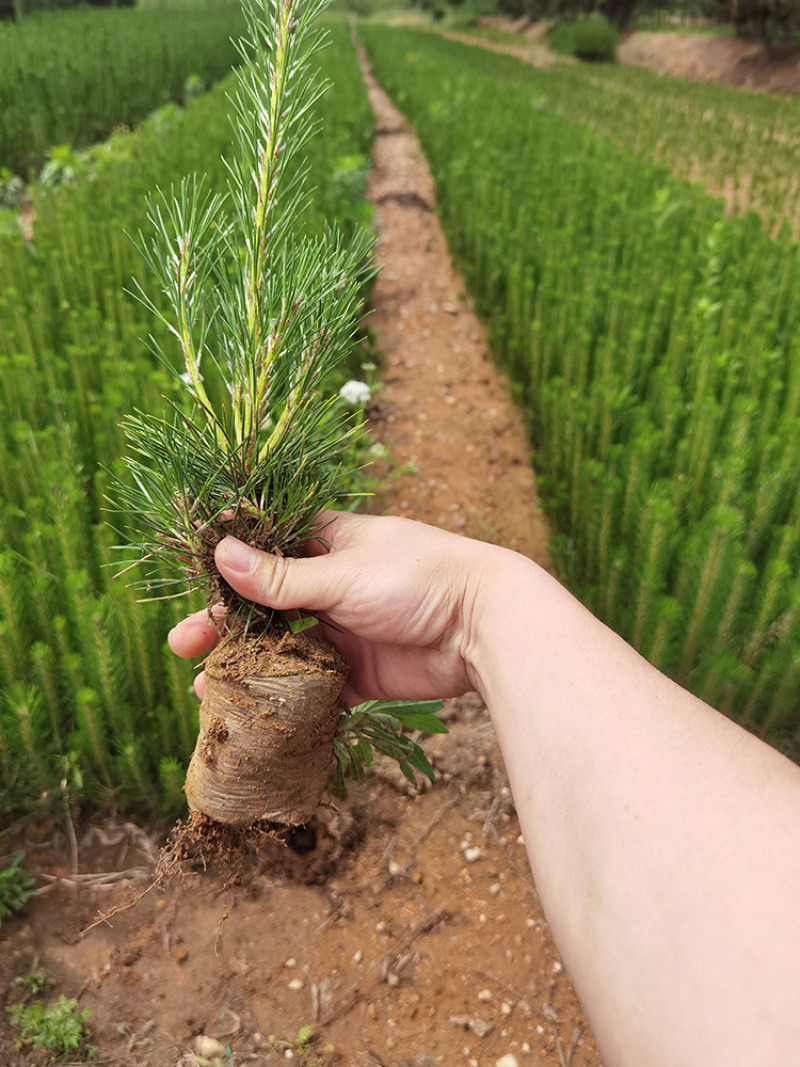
[0,53,601,1067]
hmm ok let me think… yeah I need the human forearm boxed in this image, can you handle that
[469,550,800,1067]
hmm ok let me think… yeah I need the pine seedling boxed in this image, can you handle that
[111,0,442,833]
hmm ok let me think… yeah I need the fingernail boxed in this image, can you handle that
[217,536,257,575]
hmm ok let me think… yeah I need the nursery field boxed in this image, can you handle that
[0,1,247,177]
[360,25,800,756]
[1,9,799,1067]
[451,20,800,236]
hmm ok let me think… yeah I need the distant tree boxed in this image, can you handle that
[714,0,800,45]
[600,0,638,28]
[496,0,642,29]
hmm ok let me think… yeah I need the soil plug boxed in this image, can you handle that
[109,0,445,856]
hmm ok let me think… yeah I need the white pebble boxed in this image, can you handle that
[552,961,563,974]
[194,1036,226,1059]
[536,1025,545,1035]
[284,958,297,969]
[501,1002,512,1015]
[353,950,363,963]
[464,846,482,863]
[287,978,304,991]
[496,1056,519,1067]
[516,834,525,846]
[477,989,493,1002]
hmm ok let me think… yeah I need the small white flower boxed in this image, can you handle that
[339,379,371,407]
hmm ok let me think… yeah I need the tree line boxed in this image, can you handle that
[496,0,800,40]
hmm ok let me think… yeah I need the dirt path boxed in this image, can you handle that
[360,43,550,561]
[440,26,555,70]
[0,42,603,1067]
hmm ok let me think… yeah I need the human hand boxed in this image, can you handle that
[168,510,501,706]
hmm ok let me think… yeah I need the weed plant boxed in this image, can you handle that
[0,851,36,921]
[0,21,375,816]
[360,27,800,754]
[7,995,91,1059]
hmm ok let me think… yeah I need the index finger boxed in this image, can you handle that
[168,606,224,658]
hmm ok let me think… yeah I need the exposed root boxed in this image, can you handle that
[79,812,291,937]
[156,810,287,888]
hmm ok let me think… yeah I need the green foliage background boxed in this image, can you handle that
[360,26,800,755]
[0,18,375,818]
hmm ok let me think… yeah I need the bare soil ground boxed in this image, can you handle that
[619,31,800,96]
[0,50,599,1067]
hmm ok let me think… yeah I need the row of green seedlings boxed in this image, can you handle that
[456,23,800,238]
[0,1,246,176]
[0,20,377,817]
[360,27,800,756]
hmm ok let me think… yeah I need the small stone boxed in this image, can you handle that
[284,958,297,969]
[464,847,482,863]
[194,1036,226,1059]
[552,961,563,974]
[353,950,363,963]
[501,1002,513,1015]
[470,1017,495,1039]
[450,1015,471,1030]
[496,1056,519,1067]
[288,978,304,991]
[477,989,493,1002]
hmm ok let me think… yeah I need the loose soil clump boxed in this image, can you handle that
[185,633,348,828]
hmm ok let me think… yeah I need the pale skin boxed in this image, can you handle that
[170,510,800,1067]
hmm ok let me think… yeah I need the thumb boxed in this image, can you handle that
[215,536,339,613]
